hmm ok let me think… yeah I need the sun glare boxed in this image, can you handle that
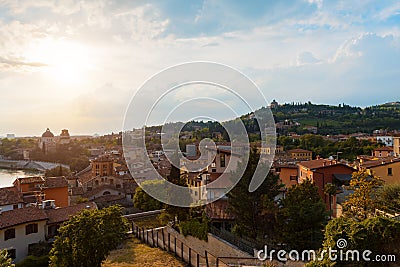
[27,39,91,85]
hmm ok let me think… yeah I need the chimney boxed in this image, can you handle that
[316,155,321,160]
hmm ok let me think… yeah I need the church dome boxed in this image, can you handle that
[60,129,70,137]
[42,128,54,137]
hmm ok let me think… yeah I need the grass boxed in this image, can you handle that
[102,235,185,267]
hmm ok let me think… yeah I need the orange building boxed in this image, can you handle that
[43,177,69,207]
[275,165,298,188]
[91,155,115,177]
[372,146,394,158]
[297,159,355,217]
[13,177,44,194]
[13,176,69,208]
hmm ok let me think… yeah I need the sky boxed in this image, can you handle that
[0,0,399,136]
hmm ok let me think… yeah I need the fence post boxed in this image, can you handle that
[174,237,177,256]
[156,231,159,248]
[216,257,219,267]
[181,242,184,260]
[146,230,149,245]
[167,233,170,252]
[151,229,154,247]
[162,229,166,250]
[188,247,191,266]
[196,253,200,267]
[205,250,209,267]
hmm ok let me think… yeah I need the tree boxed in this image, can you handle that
[164,152,190,223]
[324,183,337,218]
[279,179,328,251]
[0,250,14,267]
[342,169,383,221]
[376,184,400,213]
[45,166,71,177]
[228,148,282,240]
[133,180,164,211]
[49,205,129,267]
[308,216,400,266]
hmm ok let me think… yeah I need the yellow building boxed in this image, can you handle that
[363,159,400,185]
[287,148,312,161]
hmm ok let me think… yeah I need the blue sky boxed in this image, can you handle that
[0,0,399,136]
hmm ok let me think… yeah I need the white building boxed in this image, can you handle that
[376,136,394,147]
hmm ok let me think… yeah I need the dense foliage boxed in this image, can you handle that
[342,169,383,221]
[307,217,400,266]
[228,148,283,240]
[49,205,129,267]
[0,250,14,267]
[133,180,164,211]
[278,179,328,251]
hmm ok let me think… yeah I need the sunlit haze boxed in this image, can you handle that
[1,1,399,136]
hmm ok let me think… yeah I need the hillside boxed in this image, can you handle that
[270,101,400,135]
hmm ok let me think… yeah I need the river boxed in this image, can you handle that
[0,168,42,188]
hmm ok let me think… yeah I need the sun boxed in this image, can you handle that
[27,39,91,85]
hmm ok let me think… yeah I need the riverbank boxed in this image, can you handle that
[0,159,70,172]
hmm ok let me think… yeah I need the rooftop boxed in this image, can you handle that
[298,159,338,169]
[0,207,47,230]
[44,176,68,188]
[46,202,97,224]
[0,186,23,206]
[14,176,45,184]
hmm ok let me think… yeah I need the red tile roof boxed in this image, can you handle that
[287,148,312,153]
[0,186,23,206]
[14,176,44,184]
[0,207,47,230]
[298,159,338,169]
[46,202,97,224]
[44,176,68,188]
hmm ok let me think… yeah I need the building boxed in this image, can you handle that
[38,128,56,154]
[42,177,69,207]
[270,99,279,109]
[275,164,298,188]
[297,158,355,217]
[91,155,115,177]
[394,137,400,157]
[372,147,394,158]
[12,176,69,208]
[376,136,394,147]
[0,187,24,212]
[0,207,48,262]
[59,129,71,145]
[359,159,400,185]
[0,203,97,262]
[287,148,312,161]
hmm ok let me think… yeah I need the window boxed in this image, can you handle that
[4,228,15,241]
[220,154,226,168]
[13,204,18,209]
[116,184,121,189]
[7,249,16,260]
[109,179,114,185]
[388,168,393,176]
[26,223,38,235]
[290,176,297,181]
[95,164,99,169]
